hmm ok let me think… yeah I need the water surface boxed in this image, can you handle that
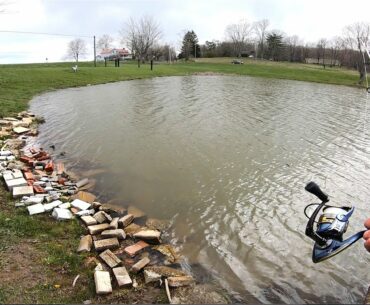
[30,75,370,303]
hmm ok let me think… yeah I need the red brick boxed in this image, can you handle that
[20,155,34,164]
[124,241,149,257]
[56,162,65,175]
[45,161,54,172]
[33,185,45,194]
[24,172,34,180]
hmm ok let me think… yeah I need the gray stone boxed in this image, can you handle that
[77,235,92,253]
[13,126,30,134]
[131,257,150,273]
[13,185,34,198]
[99,249,121,268]
[94,238,119,252]
[94,271,112,295]
[118,214,134,228]
[93,211,111,223]
[101,229,126,240]
[81,215,97,226]
[133,230,161,244]
[27,203,45,215]
[76,209,95,217]
[113,267,132,287]
[88,223,110,235]
[109,217,119,229]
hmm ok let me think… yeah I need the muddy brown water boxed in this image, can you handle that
[30,75,370,303]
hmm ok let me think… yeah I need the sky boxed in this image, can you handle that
[0,0,369,64]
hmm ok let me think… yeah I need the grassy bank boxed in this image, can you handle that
[0,58,361,117]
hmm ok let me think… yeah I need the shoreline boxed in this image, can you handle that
[0,111,231,303]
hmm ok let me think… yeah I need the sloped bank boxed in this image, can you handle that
[0,112,230,304]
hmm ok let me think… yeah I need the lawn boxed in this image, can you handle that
[0,58,362,117]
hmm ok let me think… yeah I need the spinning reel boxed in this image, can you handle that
[304,181,365,263]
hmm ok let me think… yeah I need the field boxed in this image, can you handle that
[0,58,362,117]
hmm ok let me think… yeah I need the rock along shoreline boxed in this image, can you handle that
[0,111,230,304]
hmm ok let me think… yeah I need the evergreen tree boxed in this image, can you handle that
[266,32,284,61]
[179,30,201,60]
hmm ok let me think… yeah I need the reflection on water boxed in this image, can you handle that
[30,76,370,303]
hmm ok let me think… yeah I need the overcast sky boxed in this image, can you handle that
[0,0,369,64]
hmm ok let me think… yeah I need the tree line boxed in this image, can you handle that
[65,16,370,83]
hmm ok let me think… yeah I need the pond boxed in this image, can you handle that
[30,75,370,303]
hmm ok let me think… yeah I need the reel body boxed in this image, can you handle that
[304,182,365,263]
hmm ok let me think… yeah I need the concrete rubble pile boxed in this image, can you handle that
[0,111,195,300]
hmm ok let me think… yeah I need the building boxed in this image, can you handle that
[96,48,132,61]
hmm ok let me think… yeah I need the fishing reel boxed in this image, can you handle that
[304,181,365,263]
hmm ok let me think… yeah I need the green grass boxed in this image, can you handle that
[0,58,362,117]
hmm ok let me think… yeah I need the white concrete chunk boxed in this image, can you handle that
[58,202,71,209]
[71,199,91,211]
[0,150,12,156]
[144,269,162,284]
[75,209,95,216]
[52,208,73,220]
[6,177,28,192]
[94,271,112,295]
[24,196,44,205]
[88,223,110,235]
[113,267,132,287]
[13,185,34,198]
[76,178,89,188]
[43,200,62,212]
[101,229,126,240]
[27,203,45,215]
[13,127,30,134]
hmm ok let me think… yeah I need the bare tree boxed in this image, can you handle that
[120,15,161,63]
[97,34,114,50]
[225,19,253,57]
[253,19,269,59]
[285,35,301,62]
[343,22,370,83]
[66,38,87,62]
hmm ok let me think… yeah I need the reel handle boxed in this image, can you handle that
[305,181,329,203]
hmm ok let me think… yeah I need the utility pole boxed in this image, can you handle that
[93,35,96,67]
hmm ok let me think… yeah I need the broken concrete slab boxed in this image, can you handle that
[13,127,30,134]
[145,266,187,278]
[93,238,119,252]
[99,203,126,217]
[76,178,89,188]
[94,271,112,295]
[76,209,95,217]
[124,240,149,257]
[81,215,97,226]
[27,203,45,215]
[99,249,121,268]
[6,177,28,192]
[127,205,146,219]
[118,214,134,228]
[13,185,34,198]
[93,211,111,224]
[71,199,91,211]
[144,269,162,284]
[101,229,126,240]
[77,235,93,253]
[131,257,150,273]
[113,267,132,287]
[133,230,161,244]
[43,200,62,212]
[88,223,110,235]
[72,191,96,203]
[58,202,71,209]
[23,195,44,205]
[124,223,142,236]
[167,276,195,287]
[109,217,119,229]
[52,208,73,220]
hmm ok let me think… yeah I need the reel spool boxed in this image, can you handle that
[304,182,365,263]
